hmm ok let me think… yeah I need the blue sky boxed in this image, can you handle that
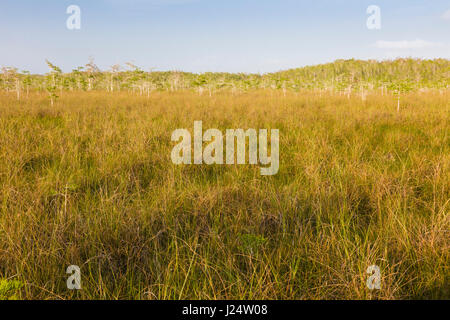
[0,0,449,74]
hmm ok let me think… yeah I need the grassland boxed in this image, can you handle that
[0,89,448,299]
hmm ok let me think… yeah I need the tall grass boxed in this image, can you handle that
[0,89,448,299]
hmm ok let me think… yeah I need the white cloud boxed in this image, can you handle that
[374,39,443,49]
[442,10,450,20]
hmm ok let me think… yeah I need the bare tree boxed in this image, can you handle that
[85,57,100,91]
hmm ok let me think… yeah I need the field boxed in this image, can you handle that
[0,88,448,300]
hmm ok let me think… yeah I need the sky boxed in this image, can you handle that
[0,0,449,74]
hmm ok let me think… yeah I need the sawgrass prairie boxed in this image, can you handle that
[0,88,448,299]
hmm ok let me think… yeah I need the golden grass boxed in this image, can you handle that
[0,89,448,299]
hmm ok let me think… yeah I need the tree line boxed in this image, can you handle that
[1,58,448,102]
